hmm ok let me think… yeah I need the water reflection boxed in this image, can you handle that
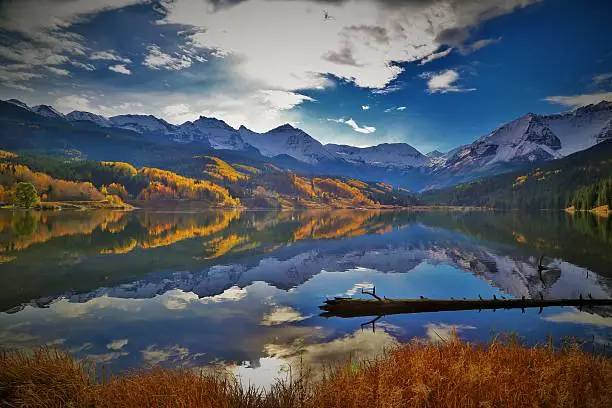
[0,209,611,386]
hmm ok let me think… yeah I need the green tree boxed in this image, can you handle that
[13,182,39,208]
[12,211,38,236]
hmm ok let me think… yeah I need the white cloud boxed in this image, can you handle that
[345,282,374,296]
[141,344,192,366]
[259,90,315,111]
[460,37,502,55]
[1,82,35,92]
[162,287,248,310]
[543,311,612,327]
[0,1,144,87]
[424,323,476,344]
[0,65,43,90]
[384,106,406,113]
[260,306,311,326]
[90,50,131,63]
[109,64,131,75]
[54,95,94,113]
[53,90,304,131]
[371,84,404,94]
[592,73,612,85]
[143,45,192,71]
[107,338,129,350]
[544,92,612,108]
[419,48,453,65]
[46,66,70,76]
[420,69,476,94]
[159,0,536,91]
[70,61,96,71]
[328,118,376,134]
[162,104,192,123]
[361,105,370,110]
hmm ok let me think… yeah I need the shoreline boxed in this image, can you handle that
[0,201,492,212]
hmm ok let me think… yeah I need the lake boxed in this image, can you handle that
[1,209,611,387]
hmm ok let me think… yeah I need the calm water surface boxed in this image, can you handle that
[1,209,611,387]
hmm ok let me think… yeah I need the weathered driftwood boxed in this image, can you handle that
[319,294,612,318]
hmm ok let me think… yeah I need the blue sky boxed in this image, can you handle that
[1,0,611,153]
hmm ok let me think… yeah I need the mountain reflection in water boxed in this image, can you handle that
[0,209,611,387]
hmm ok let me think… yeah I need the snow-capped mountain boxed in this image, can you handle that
[239,124,335,164]
[32,104,65,120]
[173,116,250,150]
[440,101,612,174]
[66,111,110,127]
[326,143,427,169]
[108,114,176,134]
[547,101,612,154]
[4,97,612,189]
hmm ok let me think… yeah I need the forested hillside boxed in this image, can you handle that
[0,150,416,209]
[421,140,612,211]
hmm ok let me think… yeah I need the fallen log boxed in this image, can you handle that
[319,295,612,318]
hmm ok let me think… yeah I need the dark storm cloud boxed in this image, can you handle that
[345,25,389,44]
[435,27,471,46]
[288,0,539,46]
[323,47,361,66]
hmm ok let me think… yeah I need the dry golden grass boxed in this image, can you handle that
[1,338,611,408]
[312,338,612,408]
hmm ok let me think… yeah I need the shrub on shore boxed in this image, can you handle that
[1,338,611,407]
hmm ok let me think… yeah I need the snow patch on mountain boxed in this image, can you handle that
[66,111,111,127]
[109,114,175,134]
[326,143,427,169]
[32,105,65,120]
[240,124,334,164]
[174,116,250,150]
[442,102,612,174]
[547,101,612,155]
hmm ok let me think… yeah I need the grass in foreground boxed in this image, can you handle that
[1,338,611,407]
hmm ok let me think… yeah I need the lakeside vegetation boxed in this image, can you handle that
[1,337,610,407]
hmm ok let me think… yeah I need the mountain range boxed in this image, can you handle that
[2,98,611,191]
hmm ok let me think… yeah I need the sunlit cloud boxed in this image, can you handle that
[260,306,311,326]
[544,92,612,108]
[420,69,476,94]
[108,64,131,75]
[424,323,476,344]
[327,118,376,134]
[543,311,612,328]
[142,45,192,71]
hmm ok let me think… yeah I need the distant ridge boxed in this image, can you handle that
[2,98,611,190]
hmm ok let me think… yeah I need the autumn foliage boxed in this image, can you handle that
[138,167,239,206]
[1,149,412,209]
[0,162,104,202]
[101,183,129,200]
[313,177,376,207]
[201,156,250,183]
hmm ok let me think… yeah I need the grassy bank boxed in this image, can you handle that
[2,338,611,408]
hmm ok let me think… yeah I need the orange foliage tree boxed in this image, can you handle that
[138,168,240,206]
[0,163,105,201]
[102,183,129,200]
